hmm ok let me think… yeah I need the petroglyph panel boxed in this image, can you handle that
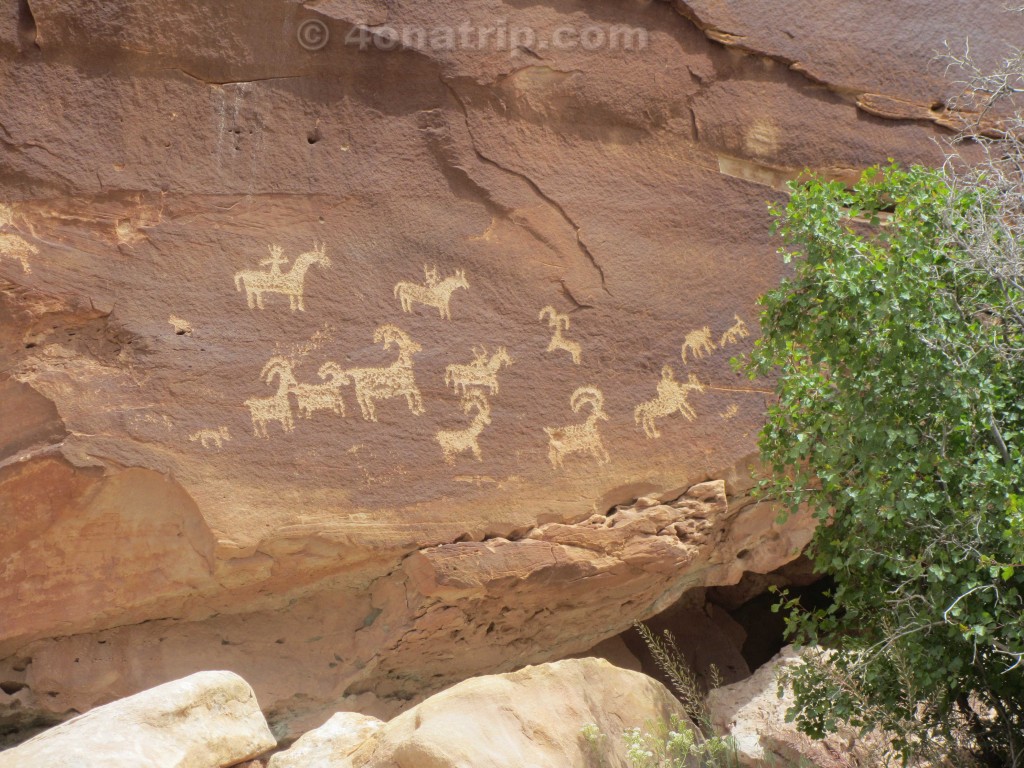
[234,241,330,311]
[544,386,610,469]
[539,306,581,364]
[394,265,468,320]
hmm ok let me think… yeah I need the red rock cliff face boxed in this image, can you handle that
[0,0,1014,737]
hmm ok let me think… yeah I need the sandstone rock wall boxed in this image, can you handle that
[1,0,1013,741]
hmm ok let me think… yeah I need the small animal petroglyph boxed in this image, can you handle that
[634,366,705,439]
[539,306,581,365]
[436,389,492,465]
[394,265,469,320]
[681,326,715,363]
[720,314,750,347]
[0,233,37,274]
[190,426,231,449]
[544,386,610,469]
[320,324,424,422]
[234,241,330,311]
[245,357,298,437]
[169,315,193,336]
[720,404,740,420]
[293,364,347,418]
[444,346,513,395]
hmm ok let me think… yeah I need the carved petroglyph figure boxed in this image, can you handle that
[634,366,705,439]
[444,346,513,395]
[680,326,715,363]
[321,324,424,422]
[190,426,231,449]
[245,356,298,437]
[544,386,610,469]
[234,241,330,311]
[720,404,740,420]
[0,235,36,273]
[292,364,348,418]
[436,389,492,465]
[394,265,469,320]
[720,314,750,347]
[539,306,581,365]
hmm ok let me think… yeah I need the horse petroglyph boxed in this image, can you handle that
[544,386,610,469]
[245,356,298,437]
[680,326,715,363]
[320,324,424,422]
[190,426,231,449]
[539,306,582,365]
[234,241,330,311]
[394,265,468,320]
[634,366,706,439]
[720,314,750,347]
[444,346,513,395]
[436,389,492,465]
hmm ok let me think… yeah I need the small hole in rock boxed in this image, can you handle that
[0,681,27,695]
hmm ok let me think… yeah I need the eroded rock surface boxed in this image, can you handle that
[0,670,275,768]
[1,0,1009,740]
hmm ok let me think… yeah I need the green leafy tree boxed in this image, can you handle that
[749,160,1024,766]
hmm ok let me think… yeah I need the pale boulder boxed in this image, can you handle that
[708,647,878,767]
[0,670,276,768]
[269,712,384,768]
[321,658,688,767]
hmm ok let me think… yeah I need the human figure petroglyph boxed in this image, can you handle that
[245,356,298,437]
[0,232,37,274]
[394,265,469,320]
[634,366,706,439]
[720,314,750,347]
[444,346,513,395]
[320,324,424,422]
[292,364,347,418]
[234,241,330,311]
[539,306,582,365]
[436,389,492,465]
[190,426,231,449]
[544,386,610,469]
[681,326,715,363]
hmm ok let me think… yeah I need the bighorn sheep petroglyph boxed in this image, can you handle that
[544,386,610,469]
[436,389,492,465]
[539,305,582,364]
[321,325,424,422]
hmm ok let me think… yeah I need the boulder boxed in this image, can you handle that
[274,658,688,768]
[0,670,276,768]
[268,712,383,768]
[708,647,880,767]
